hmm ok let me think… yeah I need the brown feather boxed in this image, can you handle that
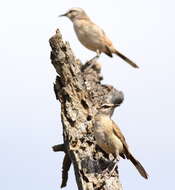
[112,121,148,179]
[114,49,139,68]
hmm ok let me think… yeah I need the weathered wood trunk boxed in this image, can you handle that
[49,29,124,190]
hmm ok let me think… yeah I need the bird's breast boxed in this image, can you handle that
[94,116,123,154]
[73,21,106,52]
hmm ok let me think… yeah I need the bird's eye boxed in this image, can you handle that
[102,105,110,109]
[69,10,75,14]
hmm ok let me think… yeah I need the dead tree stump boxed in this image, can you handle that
[49,29,124,190]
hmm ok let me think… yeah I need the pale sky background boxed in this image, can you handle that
[0,0,174,189]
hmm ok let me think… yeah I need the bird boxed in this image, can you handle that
[60,8,139,68]
[94,103,148,179]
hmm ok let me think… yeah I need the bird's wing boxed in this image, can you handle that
[100,26,116,55]
[112,121,149,179]
[112,121,129,152]
[90,22,113,46]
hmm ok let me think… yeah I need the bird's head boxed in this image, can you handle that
[59,8,88,22]
[97,103,119,116]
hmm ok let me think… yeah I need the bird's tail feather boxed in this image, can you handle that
[114,50,139,68]
[128,153,148,179]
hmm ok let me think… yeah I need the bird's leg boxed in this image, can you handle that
[84,50,101,71]
[109,153,120,176]
[101,153,119,178]
[109,159,118,175]
[95,49,101,59]
[89,49,101,62]
[101,159,119,179]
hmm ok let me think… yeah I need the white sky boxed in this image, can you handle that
[0,0,175,189]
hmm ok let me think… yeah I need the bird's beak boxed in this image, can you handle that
[59,12,68,17]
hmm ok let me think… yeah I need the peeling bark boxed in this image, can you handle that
[49,29,124,190]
